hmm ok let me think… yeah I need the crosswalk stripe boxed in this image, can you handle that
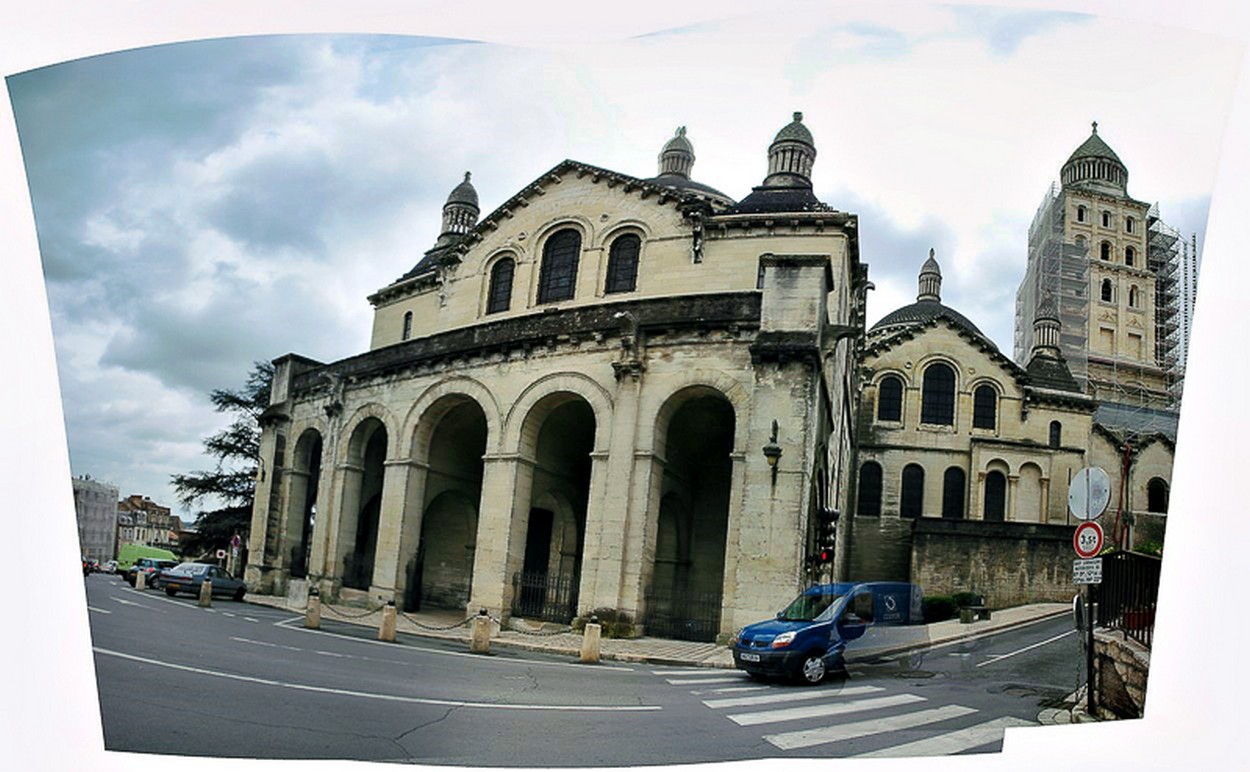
[651,669,715,676]
[690,685,771,695]
[728,693,925,726]
[852,716,1035,757]
[665,676,746,685]
[764,705,978,750]
[704,685,883,709]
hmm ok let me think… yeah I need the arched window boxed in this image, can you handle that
[1126,216,1135,234]
[401,311,413,341]
[486,257,515,314]
[900,464,924,519]
[1076,205,1087,223]
[604,233,640,294]
[1128,286,1139,308]
[1101,279,1114,303]
[921,362,956,426]
[1049,420,1062,449]
[537,228,581,304]
[1100,241,1111,261]
[984,471,1007,522]
[942,467,966,519]
[857,462,883,517]
[877,376,903,422]
[1125,246,1135,267]
[972,385,997,430]
[1102,211,1111,228]
[1147,477,1169,513]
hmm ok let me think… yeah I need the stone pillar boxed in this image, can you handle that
[580,619,602,663]
[468,454,531,619]
[377,601,397,641]
[305,591,322,629]
[198,579,213,607]
[470,611,492,654]
[1007,474,1020,522]
[973,471,987,520]
[1040,477,1052,523]
[618,452,665,619]
[369,458,417,602]
[323,461,364,585]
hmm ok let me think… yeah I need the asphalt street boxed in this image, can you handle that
[84,574,1084,765]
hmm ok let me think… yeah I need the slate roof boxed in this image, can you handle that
[1025,355,1081,393]
[871,299,986,338]
[1065,128,1124,167]
[723,185,833,215]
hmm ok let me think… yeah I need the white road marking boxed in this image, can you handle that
[651,668,716,676]
[275,616,305,626]
[976,630,1076,668]
[728,693,926,726]
[664,676,744,685]
[231,637,279,648]
[222,612,236,617]
[244,617,259,623]
[764,705,979,750]
[689,685,772,695]
[86,606,112,614]
[853,716,1035,757]
[110,596,163,611]
[271,618,638,673]
[315,650,345,658]
[92,647,661,712]
[704,684,883,709]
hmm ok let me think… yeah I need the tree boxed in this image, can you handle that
[172,361,273,558]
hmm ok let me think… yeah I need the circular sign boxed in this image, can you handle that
[1073,521,1104,559]
[215,548,227,559]
[1068,467,1111,521]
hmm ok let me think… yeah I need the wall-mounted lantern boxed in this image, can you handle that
[762,419,783,486]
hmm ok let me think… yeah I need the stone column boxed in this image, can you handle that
[468,454,532,620]
[1007,474,1020,523]
[618,451,665,619]
[369,458,417,602]
[973,471,987,520]
[1039,477,1052,523]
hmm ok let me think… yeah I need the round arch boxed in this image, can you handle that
[337,403,400,462]
[402,376,503,459]
[638,371,752,457]
[503,372,614,455]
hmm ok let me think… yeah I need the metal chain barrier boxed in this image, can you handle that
[496,614,575,637]
[397,611,475,631]
[319,603,383,620]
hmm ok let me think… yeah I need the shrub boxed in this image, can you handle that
[1136,541,1163,557]
[571,607,638,639]
[952,591,985,609]
[923,595,957,623]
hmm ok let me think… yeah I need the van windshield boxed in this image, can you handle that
[778,592,844,622]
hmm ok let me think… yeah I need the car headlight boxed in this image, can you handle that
[770,631,796,649]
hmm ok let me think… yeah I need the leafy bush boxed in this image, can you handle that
[923,596,957,623]
[571,607,638,639]
[1136,541,1163,557]
[952,591,985,609]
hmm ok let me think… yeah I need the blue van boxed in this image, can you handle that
[730,582,926,684]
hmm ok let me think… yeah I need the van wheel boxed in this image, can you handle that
[797,653,827,685]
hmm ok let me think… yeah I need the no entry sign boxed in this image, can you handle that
[1073,521,1104,559]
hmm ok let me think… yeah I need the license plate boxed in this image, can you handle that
[740,652,760,662]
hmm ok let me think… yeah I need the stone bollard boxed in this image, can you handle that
[378,600,398,642]
[199,579,213,607]
[135,571,146,591]
[305,588,322,629]
[470,608,492,654]
[580,615,602,664]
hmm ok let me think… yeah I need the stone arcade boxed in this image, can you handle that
[246,114,867,640]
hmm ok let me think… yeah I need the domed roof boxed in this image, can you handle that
[773,111,814,146]
[445,171,479,209]
[1065,122,1124,167]
[871,300,986,338]
[662,126,695,155]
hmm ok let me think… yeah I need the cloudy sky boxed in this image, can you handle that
[6,6,1240,521]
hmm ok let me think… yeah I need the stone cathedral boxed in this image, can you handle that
[246,116,1178,640]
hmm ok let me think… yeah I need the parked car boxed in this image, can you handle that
[729,582,928,684]
[125,557,178,587]
[157,563,247,601]
[101,560,119,575]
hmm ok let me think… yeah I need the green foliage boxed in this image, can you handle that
[1136,541,1163,557]
[171,361,273,558]
[922,596,957,623]
[572,608,638,639]
[952,591,985,609]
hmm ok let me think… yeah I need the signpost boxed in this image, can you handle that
[1069,467,1110,715]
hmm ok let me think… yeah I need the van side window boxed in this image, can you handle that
[849,593,873,623]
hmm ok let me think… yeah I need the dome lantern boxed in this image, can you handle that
[762,111,816,187]
[1060,121,1128,195]
[436,171,479,247]
[918,248,942,302]
[658,126,695,179]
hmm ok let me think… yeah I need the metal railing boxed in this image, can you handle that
[1097,550,1161,649]
[510,571,578,623]
[642,591,722,643]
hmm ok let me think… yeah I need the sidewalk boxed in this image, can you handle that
[244,593,1071,670]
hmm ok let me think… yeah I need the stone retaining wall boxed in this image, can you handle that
[1093,629,1150,719]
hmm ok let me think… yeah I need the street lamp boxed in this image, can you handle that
[762,419,783,487]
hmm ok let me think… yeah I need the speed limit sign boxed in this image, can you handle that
[1073,521,1104,559]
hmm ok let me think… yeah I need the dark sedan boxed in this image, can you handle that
[157,563,247,600]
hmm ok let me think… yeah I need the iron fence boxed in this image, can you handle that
[1096,550,1161,649]
[510,571,578,622]
[643,591,722,643]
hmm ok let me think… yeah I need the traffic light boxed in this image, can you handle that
[816,507,839,564]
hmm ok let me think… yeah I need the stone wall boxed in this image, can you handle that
[910,518,1077,606]
[1093,630,1150,719]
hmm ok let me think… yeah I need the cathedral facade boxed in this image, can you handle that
[246,114,866,640]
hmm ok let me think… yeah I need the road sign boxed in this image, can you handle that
[216,548,227,559]
[1068,467,1111,521]
[1073,558,1102,585]
[230,533,242,549]
[1073,521,1104,559]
